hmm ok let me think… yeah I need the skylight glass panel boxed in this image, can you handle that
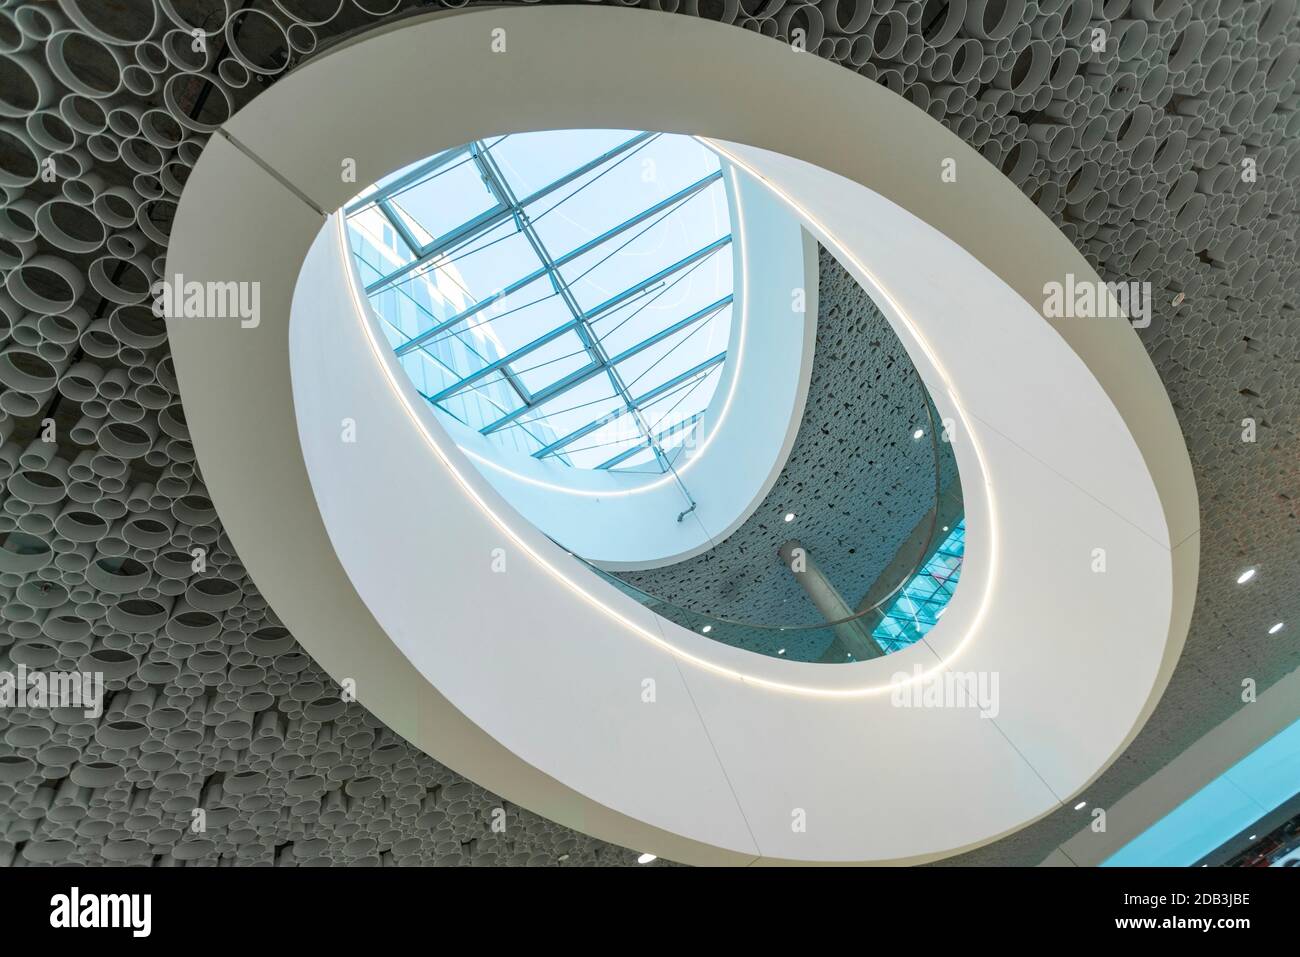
[435,222,533,301]
[441,276,559,358]
[368,149,456,195]
[656,415,704,455]
[378,259,471,326]
[606,444,659,472]
[490,130,637,197]
[384,155,499,245]
[443,369,523,423]
[561,225,728,317]
[395,346,473,402]
[533,135,725,258]
[513,375,622,444]
[597,275,732,360]
[559,406,644,470]
[511,330,593,395]
[569,433,647,470]
[349,210,417,279]
[345,130,735,474]
[635,362,724,434]
[615,315,724,392]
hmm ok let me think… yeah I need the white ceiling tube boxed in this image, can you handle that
[166,5,1198,864]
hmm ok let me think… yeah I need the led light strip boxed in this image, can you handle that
[336,148,999,696]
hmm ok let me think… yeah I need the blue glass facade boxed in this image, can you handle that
[872,520,966,653]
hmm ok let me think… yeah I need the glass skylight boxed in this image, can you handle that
[344,131,734,472]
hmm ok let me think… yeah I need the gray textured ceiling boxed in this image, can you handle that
[0,0,1296,868]
[616,247,961,658]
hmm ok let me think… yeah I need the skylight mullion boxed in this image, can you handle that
[419,201,514,257]
[528,169,723,273]
[629,352,727,408]
[473,297,730,432]
[474,140,657,461]
[424,319,582,403]
[595,411,707,470]
[500,366,533,405]
[478,146,587,328]
[487,234,729,450]
[539,170,721,278]
[605,364,664,468]
[475,357,619,433]
[593,439,651,471]
[476,143,603,404]
[604,296,731,371]
[343,145,469,214]
[511,131,655,209]
[531,405,634,460]
[581,236,732,324]
[377,199,423,255]
[364,201,514,294]
[525,353,725,457]
[390,182,725,357]
[373,145,470,203]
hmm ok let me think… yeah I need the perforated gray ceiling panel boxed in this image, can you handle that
[0,0,1295,868]
[617,247,961,656]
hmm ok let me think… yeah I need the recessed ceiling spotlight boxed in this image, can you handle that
[1074,801,1087,810]
[1249,835,1257,841]
[777,648,786,655]
[637,853,657,864]
[1237,568,1256,584]
[558,854,569,861]
[913,428,924,439]
[942,525,949,532]
[783,512,795,522]
[1268,622,1285,635]
[701,625,712,634]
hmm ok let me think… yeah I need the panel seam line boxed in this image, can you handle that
[218,128,328,217]
[662,622,763,864]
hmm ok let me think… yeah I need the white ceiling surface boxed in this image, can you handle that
[167,7,1199,863]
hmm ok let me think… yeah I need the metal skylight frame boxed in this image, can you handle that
[347,132,735,473]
